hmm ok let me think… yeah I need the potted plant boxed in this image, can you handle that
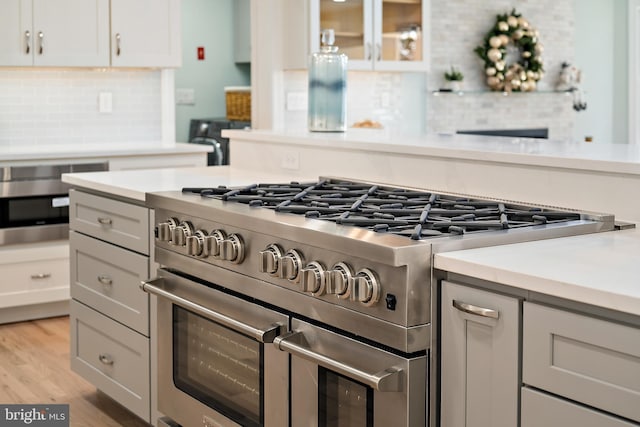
[444,66,464,92]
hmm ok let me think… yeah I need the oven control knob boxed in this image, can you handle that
[259,244,284,275]
[186,230,208,257]
[171,221,194,247]
[205,229,226,258]
[157,217,179,242]
[325,262,353,300]
[350,268,381,307]
[220,233,245,264]
[279,249,304,283]
[301,261,326,295]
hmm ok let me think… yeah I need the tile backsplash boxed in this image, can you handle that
[0,69,162,147]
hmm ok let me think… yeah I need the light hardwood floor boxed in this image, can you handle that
[0,315,149,427]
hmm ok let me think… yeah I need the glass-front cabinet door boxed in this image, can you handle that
[313,0,429,71]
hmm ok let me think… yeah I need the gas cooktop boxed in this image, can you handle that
[182,178,584,240]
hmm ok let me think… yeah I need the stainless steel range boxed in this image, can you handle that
[142,177,614,427]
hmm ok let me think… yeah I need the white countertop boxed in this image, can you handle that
[0,142,211,163]
[62,166,312,201]
[434,227,640,317]
[223,128,640,176]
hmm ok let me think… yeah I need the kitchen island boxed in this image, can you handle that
[61,164,639,427]
[224,129,640,223]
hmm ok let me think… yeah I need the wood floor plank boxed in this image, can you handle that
[0,316,150,427]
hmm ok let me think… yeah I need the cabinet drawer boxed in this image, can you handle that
[523,302,640,422]
[522,387,638,427]
[69,190,149,255]
[0,241,69,309]
[70,231,149,335]
[70,300,150,422]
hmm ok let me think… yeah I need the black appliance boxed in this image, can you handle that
[456,128,549,139]
[0,162,108,245]
[188,118,251,166]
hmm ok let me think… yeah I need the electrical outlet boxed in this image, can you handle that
[281,151,300,170]
[98,92,112,113]
[176,88,196,105]
[286,92,307,111]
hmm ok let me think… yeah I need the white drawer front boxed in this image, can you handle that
[70,300,150,422]
[69,190,149,255]
[70,231,149,335]
[522,388,638,427]
[0,242,69,309]
[523,302,640,422]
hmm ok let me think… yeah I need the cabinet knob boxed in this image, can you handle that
[31,273,51,280]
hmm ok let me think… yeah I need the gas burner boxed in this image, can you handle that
[182,179,581,240]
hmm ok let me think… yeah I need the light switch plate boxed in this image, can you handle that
[98,92,112,113]
[176,88,196,105]
[286,92,307,111]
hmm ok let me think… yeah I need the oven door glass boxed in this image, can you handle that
[319,369,373,426]
[173,306,263,427]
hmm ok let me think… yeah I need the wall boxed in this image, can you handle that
[0,69,162,147]
[427,0,576,140]
[282,71,427,135]
[174,0,251,142]
[574,0,628,144]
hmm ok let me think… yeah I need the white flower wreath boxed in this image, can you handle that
[474,10,544,92]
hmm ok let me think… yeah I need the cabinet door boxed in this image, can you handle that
[374,0,429,71]
[233,0,251,63]
[313,0,373,70]
[0,0,32,66]
[32,0,109,66]
[440,280,520,427]
[110,0,181,68]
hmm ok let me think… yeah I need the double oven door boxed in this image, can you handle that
[144,268,427,427]
[276,319,427,427]
[144,270,288,427]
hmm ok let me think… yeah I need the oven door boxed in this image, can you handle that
[274,318,427,427]
[142,269,289,427]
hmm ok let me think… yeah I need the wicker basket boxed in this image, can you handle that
[225,86,251,121]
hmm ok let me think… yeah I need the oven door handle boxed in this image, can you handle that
[140,277,282,344]
[274,331,404,392]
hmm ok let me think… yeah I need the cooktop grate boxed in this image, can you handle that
[182,179,582,240]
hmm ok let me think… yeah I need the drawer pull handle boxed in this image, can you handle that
[31,273,51,279]
[453,300,499,319]
[25,30,31,54]
[98,354,114,365]
[98,217,113,225]
[98,275,113,285]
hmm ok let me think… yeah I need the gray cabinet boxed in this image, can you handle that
[523,302,640,423]
[69,189,154,424]
[522,387,638,427]
[440,280,520,427]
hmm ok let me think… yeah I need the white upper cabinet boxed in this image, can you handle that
[0,0,109,67]
[305,0,430,71]
[110,0,182,68]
